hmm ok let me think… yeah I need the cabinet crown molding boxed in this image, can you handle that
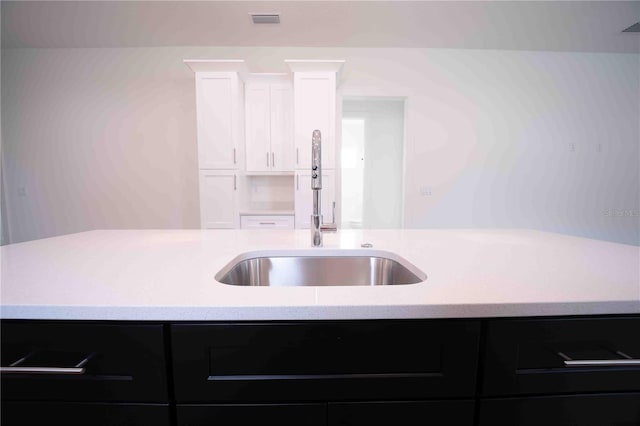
[184,59,249,79]
[284,59,346,74]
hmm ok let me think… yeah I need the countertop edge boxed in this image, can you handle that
[2,301,639,322]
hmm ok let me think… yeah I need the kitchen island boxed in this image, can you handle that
[1,229,638,320]
[1,229,639,426]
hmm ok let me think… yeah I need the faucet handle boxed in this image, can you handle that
[320,223,337,232]
[320,201,337,232]
[331,201,336,224]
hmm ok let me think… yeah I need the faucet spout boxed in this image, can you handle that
[310,130,336,247]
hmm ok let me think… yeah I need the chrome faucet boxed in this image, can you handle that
[311,130,337,247]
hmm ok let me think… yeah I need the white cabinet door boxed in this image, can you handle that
[294,73,336,170]
[245,84,271,172]
[196,73,240,169]
[294,171,335,229]
[199,171,238,229]
[269,83,294,171]
[245,80,294,172]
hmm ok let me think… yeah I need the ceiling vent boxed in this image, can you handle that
[251,14,280,24]
[622,22,640,33]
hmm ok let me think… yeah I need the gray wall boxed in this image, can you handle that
[2,46,639,245]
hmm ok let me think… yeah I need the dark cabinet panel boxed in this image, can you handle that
[171,320,480,402]
[478,393,640,426]
[1,322,168,402]
[1,401,171,426]
[482,317,640,396]
[177,403,326,426]
[329,400,475,426]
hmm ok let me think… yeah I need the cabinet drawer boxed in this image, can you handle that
[0,322,168,402]
[171,320,480,402]
[482,317,640,396]
[240,215,294,229]
[478,393,640,426]
[329,400,475,426]
[177,403,326,426]
[1,402,171,426]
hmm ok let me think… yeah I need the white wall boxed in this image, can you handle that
[2,46,639,245]
[0,4,6,246]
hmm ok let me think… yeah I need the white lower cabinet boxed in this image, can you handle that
[240,215,294,229]
[294,171,335,229]
[199,171,238,229]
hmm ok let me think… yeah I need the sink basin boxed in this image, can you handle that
[215,250,427,286]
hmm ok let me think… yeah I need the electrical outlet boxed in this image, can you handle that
[420,186,432,196]
[568,143,576,153]
[17,186,27,197]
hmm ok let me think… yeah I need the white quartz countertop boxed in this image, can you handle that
[1,229,639,321]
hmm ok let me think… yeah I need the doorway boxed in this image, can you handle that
[341,99,405,229]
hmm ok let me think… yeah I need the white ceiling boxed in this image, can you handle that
[2,1,639,52]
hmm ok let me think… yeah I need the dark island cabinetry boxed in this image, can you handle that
[1,316,638,425]
[0,321,170,426]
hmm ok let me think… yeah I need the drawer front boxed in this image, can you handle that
[1,322,168,402]
[177,403,326,426]
[482,317,640,396]
[478,393,640,426]
[1,402,171,426]
[240,215,294,229]
[172,320,480,402]
[329,400,475,426]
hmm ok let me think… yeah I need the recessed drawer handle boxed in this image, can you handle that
[558,351,640,367]
[0,352,94,375]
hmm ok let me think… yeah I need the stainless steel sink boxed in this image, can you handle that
[215,250,426,286]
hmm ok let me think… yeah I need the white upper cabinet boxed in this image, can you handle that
[195,72,243,169]
[287,60,344,171]
[293,72,336,170]
[244,76,293,173]
[245,83,271,172]
[186,61,248,170]
[269,83,294,171]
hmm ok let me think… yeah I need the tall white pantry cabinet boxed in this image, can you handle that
[185,60,247,229]
[286,60,345,229]
[186,59,344,230]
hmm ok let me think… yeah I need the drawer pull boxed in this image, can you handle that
[259,222,277,225]
[558,351,640,367]
[1,366,86,375]
[1,352,95,375]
